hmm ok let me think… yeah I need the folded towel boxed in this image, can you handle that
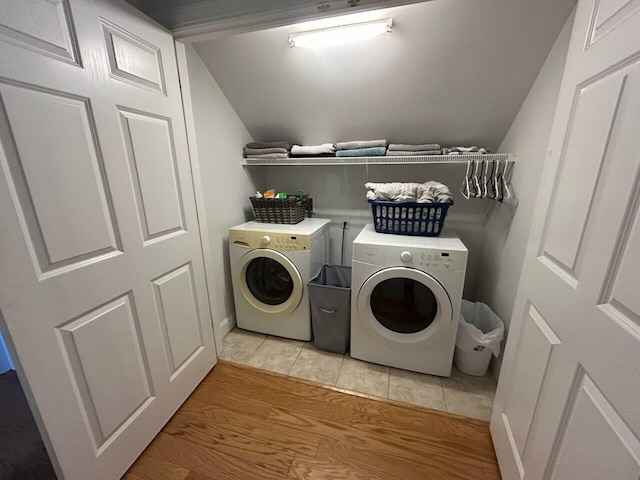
[386,150,441,156]
[365,182,417,202]
[445,151,476,155]
[388,143,441,152]
[246,141,290,150]
[365,181,453,203]
[246,153,289,159]
[444,149,489,155]
[291,143,336,155]
[289,153,336,158]
[418,181,454,203]
[441,146,489,155]
[336,147,387,157]
[336,139,387,150]
[244,147,289,155]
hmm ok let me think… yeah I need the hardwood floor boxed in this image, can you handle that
[124,361,501,480]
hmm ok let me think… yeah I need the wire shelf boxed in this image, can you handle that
[241,153,516,166]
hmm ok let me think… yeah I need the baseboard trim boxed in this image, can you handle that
[218,313,236,339]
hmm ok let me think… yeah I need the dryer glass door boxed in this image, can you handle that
[370,278,438,333]
[357,266,452,344]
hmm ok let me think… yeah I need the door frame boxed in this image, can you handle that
[174,41,225,354]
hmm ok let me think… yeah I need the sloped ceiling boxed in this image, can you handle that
[193,0,576,151]
[128,0,427,39]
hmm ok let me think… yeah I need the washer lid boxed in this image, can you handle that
[357,266,452,344]
[230,218,330,235]
[238,248,303,317]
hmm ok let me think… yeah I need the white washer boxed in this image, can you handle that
[350,225,468,376]
[229,219,330,341]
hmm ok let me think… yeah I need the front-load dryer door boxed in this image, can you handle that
[357,267,452,344]
[239,249,304,318]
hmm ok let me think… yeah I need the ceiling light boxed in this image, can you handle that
[289,18,393,49]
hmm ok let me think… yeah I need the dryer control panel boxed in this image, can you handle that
[415,250,463,270]
[353,244,468,271]
[229,230,310,251]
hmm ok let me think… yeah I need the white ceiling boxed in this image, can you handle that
[193,0,576,151]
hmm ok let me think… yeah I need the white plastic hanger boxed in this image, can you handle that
[481,160,489,198]
[472,159,482,198]
[501,159,512,200]
[460,160,472,199]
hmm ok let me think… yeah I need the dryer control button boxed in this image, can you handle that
[261,235,271,246]
[400,251,412,262]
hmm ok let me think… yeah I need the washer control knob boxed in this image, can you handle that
[400,251,412,262]
[261,235,271,246]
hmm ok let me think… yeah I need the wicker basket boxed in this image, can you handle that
[250,195,308,224]
[369,199,453,237]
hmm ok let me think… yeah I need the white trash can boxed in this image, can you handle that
[454,300,505,376]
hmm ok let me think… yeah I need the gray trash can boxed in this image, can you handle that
[308,265,352,354]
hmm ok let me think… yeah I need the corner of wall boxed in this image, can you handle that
[177,41,255,350]
[218,313,236,340]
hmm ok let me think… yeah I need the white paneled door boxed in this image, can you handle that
[491,1,640,479]
[0,1,216,479]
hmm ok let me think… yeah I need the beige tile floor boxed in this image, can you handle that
[219,327,497,421]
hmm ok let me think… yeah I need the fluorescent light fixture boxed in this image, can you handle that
[289,18,393,49]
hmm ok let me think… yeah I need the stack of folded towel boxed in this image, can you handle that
[441,146,489,155]
[290,143,336,157]
[365,181,453,203]
[335,139,387,157]
[386,143,441,156]
[244,142,290,159]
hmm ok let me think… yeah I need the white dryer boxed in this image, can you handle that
[229,219,330,341]
[350,225,468,376]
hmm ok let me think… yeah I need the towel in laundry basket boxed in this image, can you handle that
[365,181,453,203]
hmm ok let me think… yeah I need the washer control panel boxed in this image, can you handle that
[273,235,306,251]
[230,230,310,251]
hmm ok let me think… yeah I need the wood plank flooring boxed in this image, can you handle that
[125,361,501,480]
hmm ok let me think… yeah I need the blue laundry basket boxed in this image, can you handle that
[369,200,453,237]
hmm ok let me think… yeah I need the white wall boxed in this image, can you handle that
[255,163,490,298]
[178,43,258,349]
[474,10,575,371]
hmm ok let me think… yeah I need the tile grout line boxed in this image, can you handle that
[334,352,346,386]
[286,341,305,376]
[386,367,391,399]
[245,334,268,365]
[441,379,450,413]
